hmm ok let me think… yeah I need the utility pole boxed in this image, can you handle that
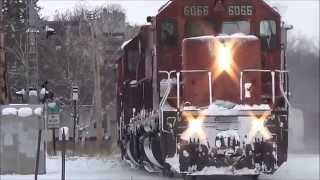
[26,0,39,89]
[0,0,8,105]
[72,85,79,145]
[87,11,104,145]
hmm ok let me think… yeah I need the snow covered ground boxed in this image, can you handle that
[259,154,319,180]
[1,154,318,180]
[1,154,178,180]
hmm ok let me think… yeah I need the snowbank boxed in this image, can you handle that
[34,107,43,116]
[1,108,18,116]
[18,107,33,117]
[29,90,38,96]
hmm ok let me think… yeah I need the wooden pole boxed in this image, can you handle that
[52,129,56,155]
[34,129,42,180]
[61,129,66,180]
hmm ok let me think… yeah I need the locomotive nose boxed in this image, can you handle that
[182,34,262,106]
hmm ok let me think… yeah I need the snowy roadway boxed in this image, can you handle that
[1,154,318,180]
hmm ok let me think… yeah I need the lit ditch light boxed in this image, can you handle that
[179,111,209,172]
[248,112,272,141]
[180,112,207,141]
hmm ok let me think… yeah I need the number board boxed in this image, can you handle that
[228,5,254,16]
[48,114,60,129]
[184,5,209,16]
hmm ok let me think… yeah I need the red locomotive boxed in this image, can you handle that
[116,0,293,178]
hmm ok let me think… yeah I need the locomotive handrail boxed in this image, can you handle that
[240,69,289,106]
[180,70,209,73]
[277,70,291,107]
[159,70,176,78]
[136,77,149,85]
[242,69,289,73]
[158,70,213,133]
[179,70,213,105]
[159,71,176,133]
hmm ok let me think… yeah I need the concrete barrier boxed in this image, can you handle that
[0,104,46,174]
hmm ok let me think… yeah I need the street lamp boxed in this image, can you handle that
[87,11,104,145]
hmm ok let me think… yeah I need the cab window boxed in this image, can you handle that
[160,20,177,48]
[185,19,215,38]
[222,21,250,35]
[127,50,139,73]
[260,20,277,50]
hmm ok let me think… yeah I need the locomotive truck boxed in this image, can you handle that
[116,0,293,178]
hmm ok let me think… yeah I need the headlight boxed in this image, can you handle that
[180,112,207,141]
[217,44,232,72]
[248,112,272,141]
[188,117,203,131]
[213,40,237,82]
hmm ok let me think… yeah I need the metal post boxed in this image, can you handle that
[240,71,243,102]
[271,71,276,104]
[176,72,180,109]
[73,100,77,145]
[52,129,56,155]
[26,0,39,88]
[34,129,42,180]
[88,12,103,144]
[208,71,213,105]
[72,85,79,147]
[61,129,66,180]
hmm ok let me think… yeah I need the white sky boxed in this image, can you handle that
[38,0,319,41]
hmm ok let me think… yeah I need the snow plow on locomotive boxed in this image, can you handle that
[116,0,293,178]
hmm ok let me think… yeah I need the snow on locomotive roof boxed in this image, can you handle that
[121,39,133,50]
[185,35,214,41]
[217,33,258,40]
[158,1,172,13]
[185,33,258,41]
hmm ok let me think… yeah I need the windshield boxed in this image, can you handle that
[185,19,215,38]
[222,21,250,35]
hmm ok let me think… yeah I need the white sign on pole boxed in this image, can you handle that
[47,114,60,129]
[72,86,79,101]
